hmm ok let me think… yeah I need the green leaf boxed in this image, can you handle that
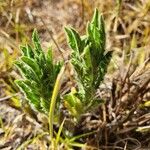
[15,80,41,111]
[82,45,92,73]
[32,29,46,65]
[99,15,106,50]
[91,8,105,41]
[94,51,112,88]
[20,44,34,58]
[64,92,82,117]
[32,29,42,55]
[40,97,49,113]
[15,60,40,82]
[21,56,42,78]
[26,44,35,58]
[64,8,112,116]
[21,80,40,95]
[87,9,106,63]
[20,45,28,56]
[91,8,100,28]
[46,48,53,70]
[65,27,82,52]
[88,24,101,48]
[64,93,77,107]
[80,45,93,90]
[15,29,63,114]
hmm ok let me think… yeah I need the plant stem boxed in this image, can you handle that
[49,65,65,140]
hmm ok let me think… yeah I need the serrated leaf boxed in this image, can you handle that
[88,24,101,49]
[15,60,30,79]
[32,29,43,55]
[94,51,112,88]
[26,44,34,58]
[64,9,112,116]
[46,48,53,70]
[91,8,105,40]
[87,9,105,60]
[91,8,100,28]
[15,80,41,111]
[81,45,93,89]
[53,61,63,79]
[20,44,34,58]
[65,27,82,52]
[99,15,105,45]
[40,97,49,114]
[21,80,40,95]
[32,30,46,65]
[21,56,42,78]
[20,45,28,56]
[15,60,40,82]
[15,29,63,115]
[36,53,46,70]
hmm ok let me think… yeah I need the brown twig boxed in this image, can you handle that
[40,17,65,60]
[81,0,85,24]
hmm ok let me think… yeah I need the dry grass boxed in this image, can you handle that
[0,0,150,149]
